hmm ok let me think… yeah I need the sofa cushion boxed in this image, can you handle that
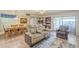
[36,24,43,33]
[32,33,44,44]
[30,27,36,34]
[32,33,42,39]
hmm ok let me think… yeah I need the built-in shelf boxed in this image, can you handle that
[37,17,51,31]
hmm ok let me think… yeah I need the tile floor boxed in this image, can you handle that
[0,35,30,48]
[0,32,78,48]
[32,32,77,48]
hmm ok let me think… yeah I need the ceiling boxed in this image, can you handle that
[0,10,79,16]
[16,10,69,16]
[47,10,67,14]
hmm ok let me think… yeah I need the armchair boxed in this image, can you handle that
[56,25,69,40]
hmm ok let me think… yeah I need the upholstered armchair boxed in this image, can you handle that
[56,25,69,40]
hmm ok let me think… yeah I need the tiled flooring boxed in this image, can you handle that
[32,32,77,48]
[0,35,30,48]
[0,32,78,48]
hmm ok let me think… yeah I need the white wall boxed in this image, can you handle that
[76,16,79,36]
[46,11,79,36]
[0,18,4,34]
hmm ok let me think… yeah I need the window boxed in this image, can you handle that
[54,16,76,34]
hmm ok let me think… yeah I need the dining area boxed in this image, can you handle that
[4,24,27,39]
[0,13,28,39]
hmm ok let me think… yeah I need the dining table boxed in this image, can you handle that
[5,24,26,39]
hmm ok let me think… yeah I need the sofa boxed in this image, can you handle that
[25,31,49,46]
[24,24,49,46]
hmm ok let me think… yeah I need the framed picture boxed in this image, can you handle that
[44,17,51,29]
[20,18,27,24]
[45,17,51,24]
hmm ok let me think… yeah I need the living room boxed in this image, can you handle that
[0,10,78,48]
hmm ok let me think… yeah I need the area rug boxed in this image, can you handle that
[68,43,75,48]
[51,38,76,48]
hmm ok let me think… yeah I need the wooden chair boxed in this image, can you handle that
[5,29,12,39]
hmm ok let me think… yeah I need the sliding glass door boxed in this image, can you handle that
[62,16,76,34]
[54,16,76,34]
[54,17,62,30]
